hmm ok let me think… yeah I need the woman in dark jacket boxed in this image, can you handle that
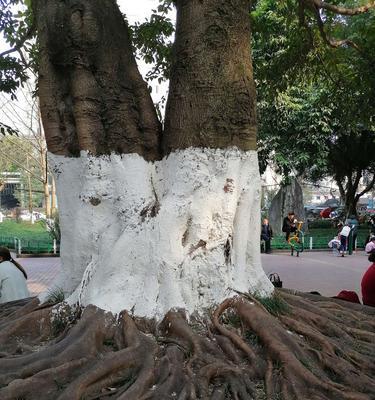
[261,218,273,254]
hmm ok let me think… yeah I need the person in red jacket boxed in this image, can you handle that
[361,252,375,307]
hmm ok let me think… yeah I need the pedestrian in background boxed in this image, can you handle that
[282,211,297,242]
[261,218,273,254]
[338,223,351,257]
[345,214,359,253]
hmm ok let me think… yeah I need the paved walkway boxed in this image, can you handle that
[262,251,369,298]
[16,256,61,297]
[17,251,370,299]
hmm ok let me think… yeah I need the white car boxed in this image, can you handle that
[20,211,46,221]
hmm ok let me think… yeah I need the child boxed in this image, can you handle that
[328,236,341,256]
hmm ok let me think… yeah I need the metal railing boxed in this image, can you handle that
[270,232,367,250]
[0,235,60,255]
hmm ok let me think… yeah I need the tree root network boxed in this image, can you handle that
[0,289,374,400]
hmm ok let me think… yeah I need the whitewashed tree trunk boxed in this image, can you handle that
[47,148,273,318]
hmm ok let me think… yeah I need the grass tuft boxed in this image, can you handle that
[253,293,290,316]
[45,287,65,304]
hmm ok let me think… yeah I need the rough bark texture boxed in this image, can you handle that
[0,291,374,400]
[34,0,162,160]
[163,0,257,154]
[269,179,306,235]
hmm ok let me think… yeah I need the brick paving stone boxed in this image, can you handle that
[14,255,61,297]
[13,251,371,300]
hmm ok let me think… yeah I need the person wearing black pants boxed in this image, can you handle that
[261,218,273,254]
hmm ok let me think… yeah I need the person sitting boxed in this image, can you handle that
[361,252,375,307]
[282,212,297,242]
[0,246,29,304]
[261,218,273,254]
[365,235,375,254]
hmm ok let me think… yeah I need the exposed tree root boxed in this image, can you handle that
[0,290,374,399]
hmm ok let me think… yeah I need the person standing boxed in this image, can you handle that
[338,223,351,257]
[345,214,359,252]
[282,212,297,241]
[0,247,29,303]
[261,218,273,254]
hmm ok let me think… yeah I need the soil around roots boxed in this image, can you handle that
[0,290,374,400]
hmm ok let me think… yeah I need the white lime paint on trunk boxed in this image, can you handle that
[46,147,273,319]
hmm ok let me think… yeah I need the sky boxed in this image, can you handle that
[118,0,161,24]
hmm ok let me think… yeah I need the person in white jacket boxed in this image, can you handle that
[365,235,375,254]
[0,247,29,304]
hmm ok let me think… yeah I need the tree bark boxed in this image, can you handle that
[164,0,257,153]
[34,0,272,318]
[34,0,162,160]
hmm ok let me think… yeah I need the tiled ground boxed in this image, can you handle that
[16,251,370,299]
[262,250,370,298]
[15,256,61,297]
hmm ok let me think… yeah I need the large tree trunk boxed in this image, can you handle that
[35,0,272,318]
[269,178,306,235]
[1,2,374,400]
[344,194,359,218]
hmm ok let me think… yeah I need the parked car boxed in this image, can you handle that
[19,210,46,221]
[305,199,341,221]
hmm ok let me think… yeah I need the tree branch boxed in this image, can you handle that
[355,173,375,200]
[335,175,346,200]
[0,148,43,183]
[311,0,375,16]
[0,22,35,58]
[312,6,361,51]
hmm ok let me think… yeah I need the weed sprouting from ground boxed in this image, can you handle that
[45,287,65,305]
[253,292,290,317]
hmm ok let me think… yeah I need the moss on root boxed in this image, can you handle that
[0,290,374,399]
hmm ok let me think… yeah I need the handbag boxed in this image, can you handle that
[268,273,282,288]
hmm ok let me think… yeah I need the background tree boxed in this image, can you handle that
[0,85,57,217]
[252,0,375,217]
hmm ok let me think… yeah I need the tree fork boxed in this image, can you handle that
[31,0,273,317]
